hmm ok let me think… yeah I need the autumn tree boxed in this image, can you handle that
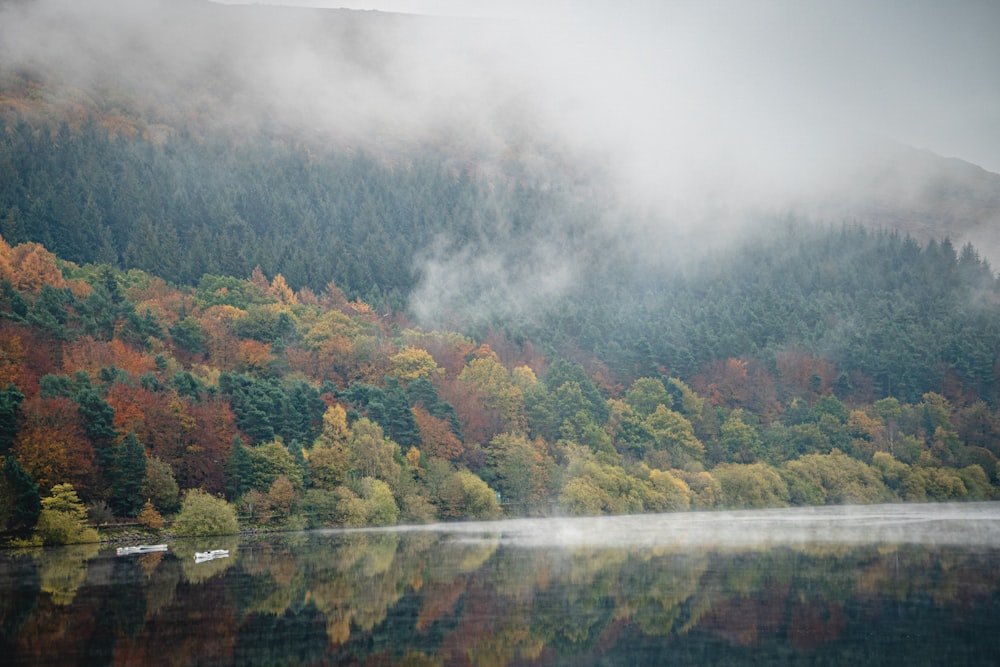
[486,432,553,510]
[34,483,99,545]
[12,395,95,494]
[308,404,351,490]
[457,348,526,439]
[346,418,402,490]
[783,450,891,505]
[390,346,442,384]
[712,462,789,509]
[413,406,464,462]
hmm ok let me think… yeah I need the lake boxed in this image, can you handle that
[2,502,999,665]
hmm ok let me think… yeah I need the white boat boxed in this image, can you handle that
[116,544,168,556]
[194,549,229,563]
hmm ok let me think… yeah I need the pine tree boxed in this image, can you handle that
[3,455,41,537]
[225,437,254,501]
[111,432,146,517]
[0,384,24,456]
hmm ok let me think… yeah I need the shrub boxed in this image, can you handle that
[86,500,115,525]
[137,500,164,530]
[172,489,239,537]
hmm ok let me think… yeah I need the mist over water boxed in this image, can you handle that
[387,502,1000,550]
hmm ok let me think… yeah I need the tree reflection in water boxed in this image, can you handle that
[1,504,999,665]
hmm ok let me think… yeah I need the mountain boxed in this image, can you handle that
[811,142,1000,264]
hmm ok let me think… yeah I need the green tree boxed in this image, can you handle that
[2,454,41,536]
[644,405,704,470]
[142,455,180,513]
[0,384,24,456]
[172,488,239,537]
[111,432,147,517]
[359,477,399,526]
[248,439,304,492]
[225,436,254,500]
[346,418,402,489]
[716,410,763,464]
[625,377,672,417]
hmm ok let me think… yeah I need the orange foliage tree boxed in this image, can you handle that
[62,337,156,378]
[0,239,67,293]
[413,406,464,462]
[693,358,779,420]
[775,349,837,401]
[12,396,95,494]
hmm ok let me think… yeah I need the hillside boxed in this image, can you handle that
[1,0,1000,538]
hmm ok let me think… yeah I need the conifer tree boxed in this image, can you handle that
[0,384,24,456]
[111,432,146,517]
[225,436,254,501]
[2,454,41,537]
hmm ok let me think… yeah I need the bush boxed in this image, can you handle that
[137,501,164,530]
[172,489,239,537]
[86,500,115,525]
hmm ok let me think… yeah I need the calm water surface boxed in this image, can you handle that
[2,502,999,666]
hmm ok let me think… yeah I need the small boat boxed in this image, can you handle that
[116,544,168,556]
[194,549,229,563]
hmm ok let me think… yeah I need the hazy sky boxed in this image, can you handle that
[210,0,1000,175]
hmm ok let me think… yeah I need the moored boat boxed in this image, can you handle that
[116,544,168,556]
[194,549,229,562]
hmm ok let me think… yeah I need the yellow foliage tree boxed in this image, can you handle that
[390,346,442,384]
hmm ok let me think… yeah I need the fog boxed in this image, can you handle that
[392,502,1000,549]
[2,0,999,325]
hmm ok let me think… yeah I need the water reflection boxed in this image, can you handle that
[1,503,998,666]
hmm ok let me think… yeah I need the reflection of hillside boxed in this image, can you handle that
[5,530,1000,664]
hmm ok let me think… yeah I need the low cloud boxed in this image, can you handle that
[3,0,999,324]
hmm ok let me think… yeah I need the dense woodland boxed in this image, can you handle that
[2,105,1000,543]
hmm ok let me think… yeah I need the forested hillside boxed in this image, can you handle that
[1,222,999,541]
[2,1,1000,543]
